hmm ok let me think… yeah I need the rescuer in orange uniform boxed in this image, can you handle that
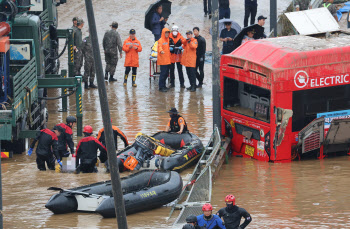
[181,30,198,92]
[157,28,172,92]
[122,29,142,87]
[165,108,188,134]
[169,25,185,88]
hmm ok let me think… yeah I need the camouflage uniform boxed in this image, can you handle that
[295,0,311,10]
[103,29,122,77]
[74,23,83,76]
[82,36,95,84]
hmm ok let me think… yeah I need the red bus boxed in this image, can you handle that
[220,35,350,162]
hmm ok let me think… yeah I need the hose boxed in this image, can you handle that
[38,88,76,100]
[48,39,68,60]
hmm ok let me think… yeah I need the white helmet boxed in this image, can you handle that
[172,25,179,31]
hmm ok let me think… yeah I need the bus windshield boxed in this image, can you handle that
[223,77,270,122]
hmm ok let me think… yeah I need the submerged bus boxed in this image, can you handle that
[220,34,350,162]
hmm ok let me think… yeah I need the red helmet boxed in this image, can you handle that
[83,125,93,134]
[225,195,236,205]
[202,203,213,211]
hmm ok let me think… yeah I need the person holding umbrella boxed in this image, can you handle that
[152,4,167,41]
[220,21,237,54]
[254,15,267,39]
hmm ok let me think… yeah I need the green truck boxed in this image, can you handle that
[0,0,82,158]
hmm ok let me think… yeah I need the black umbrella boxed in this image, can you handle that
[145,0,172,32]
[232,24,263,51]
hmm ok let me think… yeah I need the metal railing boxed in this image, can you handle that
[169,126,229,226]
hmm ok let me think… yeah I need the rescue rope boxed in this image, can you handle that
[182,179,196,191]
[147,169,158,187]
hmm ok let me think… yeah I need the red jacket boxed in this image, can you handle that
[122,36,142,67]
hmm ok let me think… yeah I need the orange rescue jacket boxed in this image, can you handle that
[181,37,198,68]
[157,28,171,66]
[122,36,142,67]
[169,32,185,63]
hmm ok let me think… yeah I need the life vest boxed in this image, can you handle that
[169,115,188,132]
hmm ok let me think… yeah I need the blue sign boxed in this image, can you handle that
[317,110,350,129]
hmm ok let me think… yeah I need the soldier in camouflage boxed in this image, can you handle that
[72,17,78,29]
[73,18,84,77]
[82,33,97,89]
[103,21,122,82]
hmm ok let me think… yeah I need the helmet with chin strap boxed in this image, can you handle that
[202,203,213,211]
[225,194,236,205]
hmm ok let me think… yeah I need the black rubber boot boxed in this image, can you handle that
[132,75,137,87]
[109,75,117,82]
[190,86,196,92]
[104,72,108,80]
[89,82,97,88]
[180,84,186,88]
[84,82,89,89]
[123,74,128,86]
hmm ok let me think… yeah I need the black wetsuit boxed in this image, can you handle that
[55,123,74,158]
[76,136,108,173]
[30,129,60,171]
[217,205,252,229]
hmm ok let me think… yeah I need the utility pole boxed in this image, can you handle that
[84,1,128,228]
[0,142,2,229]
[270,0,277,36]
[211,0,221,132]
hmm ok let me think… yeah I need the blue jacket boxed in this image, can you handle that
[151,12,165,35]
[197,214,226,229]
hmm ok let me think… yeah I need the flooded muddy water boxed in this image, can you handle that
[4,0,350,228]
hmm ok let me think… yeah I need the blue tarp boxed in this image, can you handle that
[337,2,350,21]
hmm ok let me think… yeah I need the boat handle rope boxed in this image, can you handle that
[182,179,196,191]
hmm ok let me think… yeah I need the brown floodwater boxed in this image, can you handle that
[3,0,350,228]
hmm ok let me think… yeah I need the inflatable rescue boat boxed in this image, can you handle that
[117,131,203,172]
[45,170,182,217]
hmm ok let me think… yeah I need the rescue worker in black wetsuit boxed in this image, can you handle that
[97,120,129,150]
[75,125,108,173]
[183,215,201,229]
[165,108,188,134]
[55,116,76,159]
[28,127,62,171]
[217,195,252,229]
[97,120,129,172]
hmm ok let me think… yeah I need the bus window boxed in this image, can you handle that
[223,77,270,122]
[292,84,350,132]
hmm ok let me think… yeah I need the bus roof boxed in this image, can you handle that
[225,34,350,71]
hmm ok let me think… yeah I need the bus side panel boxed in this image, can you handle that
[274,91,293,162]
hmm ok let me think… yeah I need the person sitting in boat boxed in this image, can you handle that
[217,195,252,229]
[165,107,188,134]
[75,125,108,173]
[183,215,201,229]
[197,203,226,229]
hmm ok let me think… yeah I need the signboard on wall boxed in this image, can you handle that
[317,109,350,129]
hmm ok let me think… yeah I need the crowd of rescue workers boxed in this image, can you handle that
[25,0,339,227]
[70,1,270,93]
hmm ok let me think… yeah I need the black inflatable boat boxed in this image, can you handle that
[45,170,182,217]
[117,132,203,172]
